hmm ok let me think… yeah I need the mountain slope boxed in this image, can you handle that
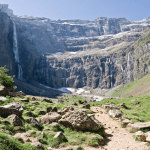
[110,73,150,97]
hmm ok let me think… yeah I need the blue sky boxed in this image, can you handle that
[0,0,149,21]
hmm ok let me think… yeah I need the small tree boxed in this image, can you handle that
[0,66,15,88]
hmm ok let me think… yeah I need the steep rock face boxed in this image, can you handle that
[0,11,16,76]
[31,30,150,89]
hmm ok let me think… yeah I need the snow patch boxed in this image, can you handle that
[57,87,75,93]
[51,52,63,56]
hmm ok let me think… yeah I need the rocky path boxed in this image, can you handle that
[89,107,150,150]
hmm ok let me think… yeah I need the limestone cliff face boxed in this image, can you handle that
[1,5,150,95]
[0,11,16,76]
[31,29,150,90]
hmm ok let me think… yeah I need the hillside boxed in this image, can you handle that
[109,73,150,97]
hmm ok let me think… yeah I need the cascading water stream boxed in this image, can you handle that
[107,58,113,88]
[13,22,24,81]
[127,53,131,82]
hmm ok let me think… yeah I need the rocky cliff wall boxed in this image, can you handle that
[0,11,16,76]
[30,29,150,90]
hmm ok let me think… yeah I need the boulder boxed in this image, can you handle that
[54,131,65,138]
[61,106,74,116]
[146,134,150,143]
[0,96,6,101]
[39,110,46,115]
[26,117,39,127]
[49,122,60,128]
[0,103,23,117]
[135,131,146,142]
[127,122,150,130]
[46,107,57,113]
[43,98,52,103]
[0,85,14,96]
[82,103,90,109]
[59,109,102,131]
[122,119,133,125]
[39,112,61,124]
[109,109,122,118]
[8,114,22,126]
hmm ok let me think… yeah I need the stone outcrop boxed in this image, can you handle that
[0,103,23,117]
[46,107,57,113]
[39,112,61,124]
[8,114,22,126]
[61,106,74,116]
[0,85,14,96]
[59,109,102,131]
[127,122,150,130]
[135,131,146,142]
[109,109,123,118]
[26,117,39,127]
[82,103,90,109]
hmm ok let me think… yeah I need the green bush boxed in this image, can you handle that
[0,66,16,88]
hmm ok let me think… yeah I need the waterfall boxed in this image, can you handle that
[13,22,23,81]
[107,57,113,88]
[127,53,131,82]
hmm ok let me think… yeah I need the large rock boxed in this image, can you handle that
[127,122,150,130]
[0,103,23,117]
[8,114,22,126]
[59,109,102,131]
[39,112,61,124]
[109,109,122,118]
[43,98,52,103]
[135,131,146,142]
[0,96,6,101]
[0,85,14,96]
[122,119,133,125]
[46,107,57,113]
[26,117,39,127]
[54,131,65,138]
[61,106,74,116]
[82,103,90,109]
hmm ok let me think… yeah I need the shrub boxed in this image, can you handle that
[0,66,16,88]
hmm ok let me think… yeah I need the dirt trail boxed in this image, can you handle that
[87,107,150,150]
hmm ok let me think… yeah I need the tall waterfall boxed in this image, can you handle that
[13,22,23,81]
[106,58,113,88]
[127,53,133,83]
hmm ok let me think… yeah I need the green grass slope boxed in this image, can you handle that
[111,74,150,97]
